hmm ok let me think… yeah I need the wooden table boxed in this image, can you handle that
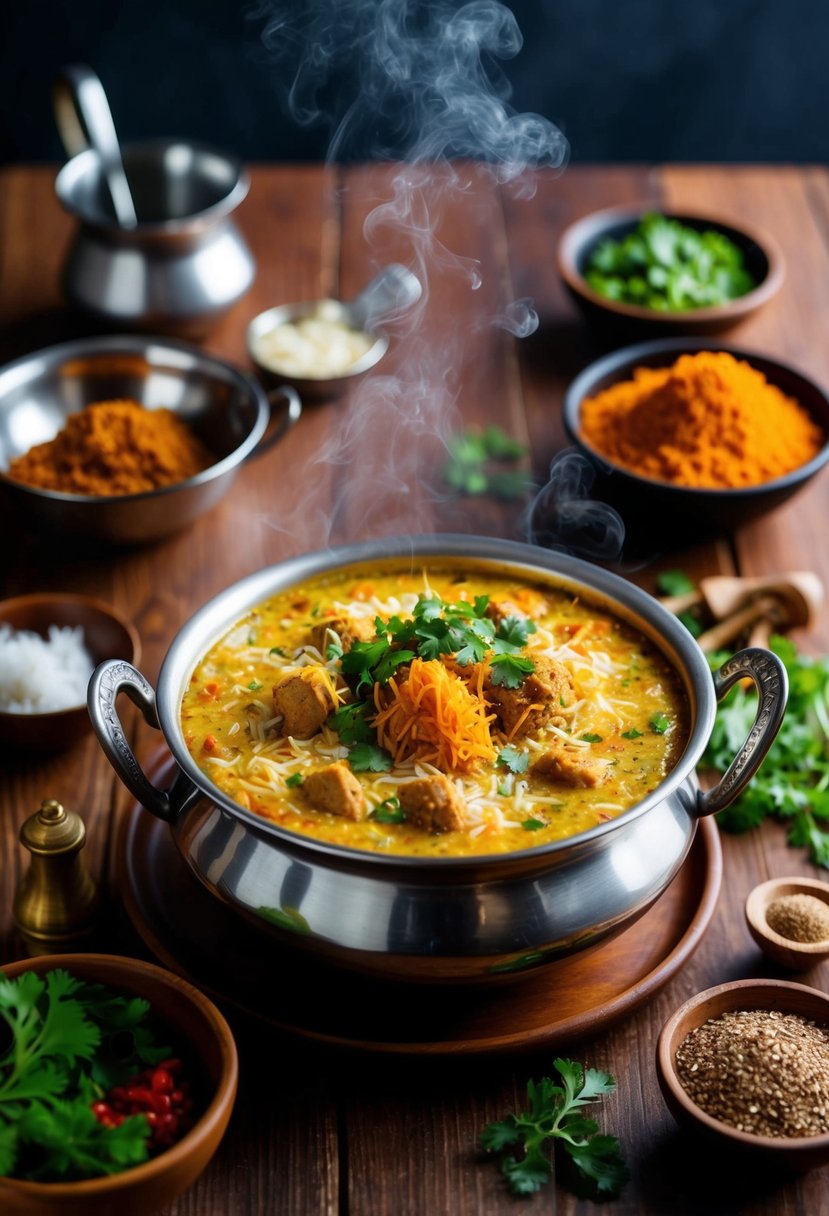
[2,162,829,1215]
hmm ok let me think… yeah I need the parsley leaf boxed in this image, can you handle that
[581,733,603,744]
[285,772,304,788]
[655,569,695,597]
[370,796,405,824]
[348,743,393,773]
[481,1058,629,1199]
[497,746,529,774]
[442,427,531,500]
[650,713,670,734]
[490,654,534,689]
[327,702,374,746]
[621,728,643,739]
[521,818,546,831]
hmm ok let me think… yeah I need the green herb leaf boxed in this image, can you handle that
[481,1058,628,1199]
[348,743,393,773]
[497,745,529,774]
[581,733,603,744]
[650,713,671,734]
[621,728,643,739]
[490,654,535,689]
[521,818,546,831]
[327,701,374,746]
[370,797,405,824]
[285,772,304,788]
[655,569,695,596]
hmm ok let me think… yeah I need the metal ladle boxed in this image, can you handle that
[53,63,138,229]
[342,263,423,330]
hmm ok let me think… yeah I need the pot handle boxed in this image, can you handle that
[88,659,175,822]
[247,386,302,460]
[696,647,788,818]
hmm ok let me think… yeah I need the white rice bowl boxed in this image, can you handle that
[0,624,95,713]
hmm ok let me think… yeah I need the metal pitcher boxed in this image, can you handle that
[53,65,256,336]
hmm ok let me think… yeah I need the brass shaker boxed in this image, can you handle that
[13,799,100,954]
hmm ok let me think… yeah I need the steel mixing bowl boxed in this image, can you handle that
[88,535,787,984]
[0,335,300,546]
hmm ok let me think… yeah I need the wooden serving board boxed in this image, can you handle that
[114,753,722,1056]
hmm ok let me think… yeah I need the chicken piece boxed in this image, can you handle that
[485,599,528,628]
[485,654,575,739]
[398,775,466,834]
[272,667,337,738]
[303,761,365,820]
[531,746,607,789]
[310,613,375,655]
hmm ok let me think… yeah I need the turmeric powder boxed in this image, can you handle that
[578,351,825,489]
[6,399,213,496]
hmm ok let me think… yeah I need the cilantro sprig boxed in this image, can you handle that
[703,634,829,867]
[330,594,539,764]
[0,969,171,1181]
[443,426,533,500]
[481,1057,629,1199]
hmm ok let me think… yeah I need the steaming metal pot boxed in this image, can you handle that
[53,66,256,336]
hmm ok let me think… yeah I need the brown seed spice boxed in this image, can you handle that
[675,1009,829,1138]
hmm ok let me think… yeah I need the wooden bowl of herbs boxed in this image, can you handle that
[557,205,785,338]
[0,953,238,1215]
[656,978,829,1173]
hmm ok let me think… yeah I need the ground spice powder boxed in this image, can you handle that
[579,351,825,489]
[676,1009,829,1137]
[766,893,829,943]
[6,399,213,496]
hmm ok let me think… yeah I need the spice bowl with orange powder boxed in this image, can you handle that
[0,335,301,546]
[561,338,829,547]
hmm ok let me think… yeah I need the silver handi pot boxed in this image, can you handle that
[53,65,256,336]
[89,536,787,984]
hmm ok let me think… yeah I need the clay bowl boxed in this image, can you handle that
[0,952,238,1216]
[657,978,829,1172]
[559,337,829,551]
[557,203,784,340]
[746,877,829,970]
[0,592,140,750]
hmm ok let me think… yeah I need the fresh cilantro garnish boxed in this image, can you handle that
[650,713,670,734]
[327,702,375,746]
[621,728,643,740]
[521,818,545,831]
[703,635,829,868]
[490,654,535,688]
[370,796,405,824]
[581,733,603,743]
[285,772,304,788]
[442,427,532,500]
[248,680,263,691]
[584,213,756,311]
[269,646,285,657]
[0,969,172,1182]
[480,1057,629,1199]
[348,743,393,773]
[497,745,529,774]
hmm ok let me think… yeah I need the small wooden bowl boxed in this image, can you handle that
[0,953,238,1216]
[746,877,829,970]
[657,978,829,1172]
[0,593,140,750]
[557,203,785,339]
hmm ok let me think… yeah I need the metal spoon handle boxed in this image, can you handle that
[53,63,138,229]
[346,264,422,331]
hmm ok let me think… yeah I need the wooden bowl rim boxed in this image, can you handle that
[557,201,786,323]
[0,952,238,1198]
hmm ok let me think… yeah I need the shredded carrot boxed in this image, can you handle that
[373,658,497,773]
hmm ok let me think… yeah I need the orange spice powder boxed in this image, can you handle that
[6,399,213,496]
[578,351,825,489]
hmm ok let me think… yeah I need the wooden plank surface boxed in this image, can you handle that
[1,163,829,1216]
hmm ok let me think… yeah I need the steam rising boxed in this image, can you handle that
[526,451,626,565]
[251,0,568,544]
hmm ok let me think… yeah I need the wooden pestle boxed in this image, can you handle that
[661,572,824,652]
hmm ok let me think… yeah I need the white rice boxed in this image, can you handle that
[0,624,95,713]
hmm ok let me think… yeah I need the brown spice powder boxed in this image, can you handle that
[675,1009,829,1138]
[766,893,829,944]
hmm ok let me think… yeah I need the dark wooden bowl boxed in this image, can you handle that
[0,953,238,1216]
[557,204,785,339]
[657,979,829,1173]
[0,593,140,749]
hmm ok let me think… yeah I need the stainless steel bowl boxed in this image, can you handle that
[0,335,301,546]
[89,536,787,983]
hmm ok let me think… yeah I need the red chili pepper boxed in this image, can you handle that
[91,1059,198,1154]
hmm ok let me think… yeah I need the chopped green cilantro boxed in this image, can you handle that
[521,818,546,831]
[370,797,405,824]
[650,713,671,734]
[248,680,263,692]
[655,569,695,597]
[621,728,643,740]
[285,772,304,788]
[581,733,603,744]
[442,427,532,500]
[497,745,529,774]
[348,743,393,773]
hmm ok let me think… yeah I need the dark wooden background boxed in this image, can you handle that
[2,161,829,1214]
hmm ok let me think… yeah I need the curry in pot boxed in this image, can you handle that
[180,565,689,857]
